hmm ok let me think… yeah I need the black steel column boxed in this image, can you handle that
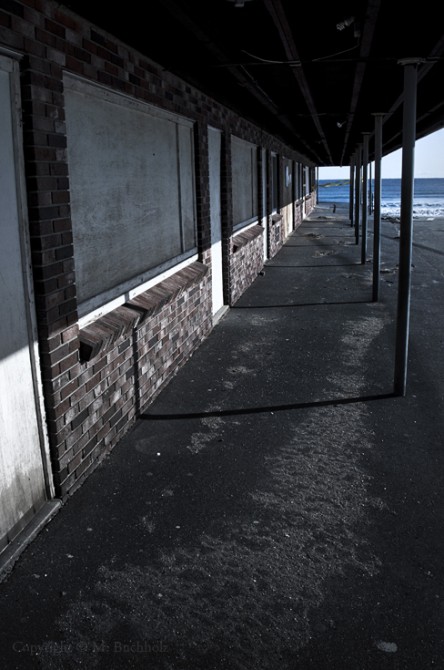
[368,161,373,214]
[349,157,355,227]
[394,60,420,396]
[354,146,361,245]
[372,114,384,302]
[361,133,370,264]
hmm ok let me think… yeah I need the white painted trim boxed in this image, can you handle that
[78,252,199,328]
[0,49,23,66]
[0,55,14,72]
[8,59,55,499]
[261,147,268,260]
[208,125,224,316]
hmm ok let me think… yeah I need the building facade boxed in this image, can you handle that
[0,0,316,557]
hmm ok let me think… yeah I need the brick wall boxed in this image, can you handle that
[267,217,284,258]
[294,201,304,230]
[0,0,316,500]
[305,193,316,217]
[54,263,212,498]
[230,226,264,305]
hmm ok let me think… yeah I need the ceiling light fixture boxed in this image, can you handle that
[227,0,253,7]
[336,16,354,31]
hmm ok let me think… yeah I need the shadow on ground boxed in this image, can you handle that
[1,205,443,669]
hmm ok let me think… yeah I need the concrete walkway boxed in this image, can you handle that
[1,203,444,669]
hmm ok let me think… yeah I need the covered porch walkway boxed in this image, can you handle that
[1,203,443,669]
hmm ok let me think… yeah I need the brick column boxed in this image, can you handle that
[221,129,234,305]
[21,56,81,493]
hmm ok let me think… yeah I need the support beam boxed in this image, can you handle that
[263,0,333,164]
[354,146,361,245]
[339,0,382,164]
[394,60,420,396]
[361,133,370,264]
[372,114,384,302]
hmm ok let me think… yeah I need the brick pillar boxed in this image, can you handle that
[21,57,80,495]
[221,129,234,305]
[194,121,211,263]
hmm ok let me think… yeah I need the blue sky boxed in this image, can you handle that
[319,128,444,179]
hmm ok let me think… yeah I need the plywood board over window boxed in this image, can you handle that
[231,135,258,230]
[64,75,197,315]
[271,152,279,214]
[282,157,293,208]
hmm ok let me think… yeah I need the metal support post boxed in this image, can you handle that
[372,114,384,302]
[354,146,361,245]
[349,158,355,227]
[361,133,370,264]
[394,60,421,396]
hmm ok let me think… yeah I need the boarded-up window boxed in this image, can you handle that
[282,157,293,207]
[295,163,302,200]
[231,136,258,227]
[304,166,310,195]
[271,153,279,213]
[64,75,197,310]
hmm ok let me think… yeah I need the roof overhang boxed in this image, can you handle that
[59,0,444,166]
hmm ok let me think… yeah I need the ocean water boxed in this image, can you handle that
[318,178,444,219]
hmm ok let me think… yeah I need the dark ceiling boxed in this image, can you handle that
[60,0,444,167]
